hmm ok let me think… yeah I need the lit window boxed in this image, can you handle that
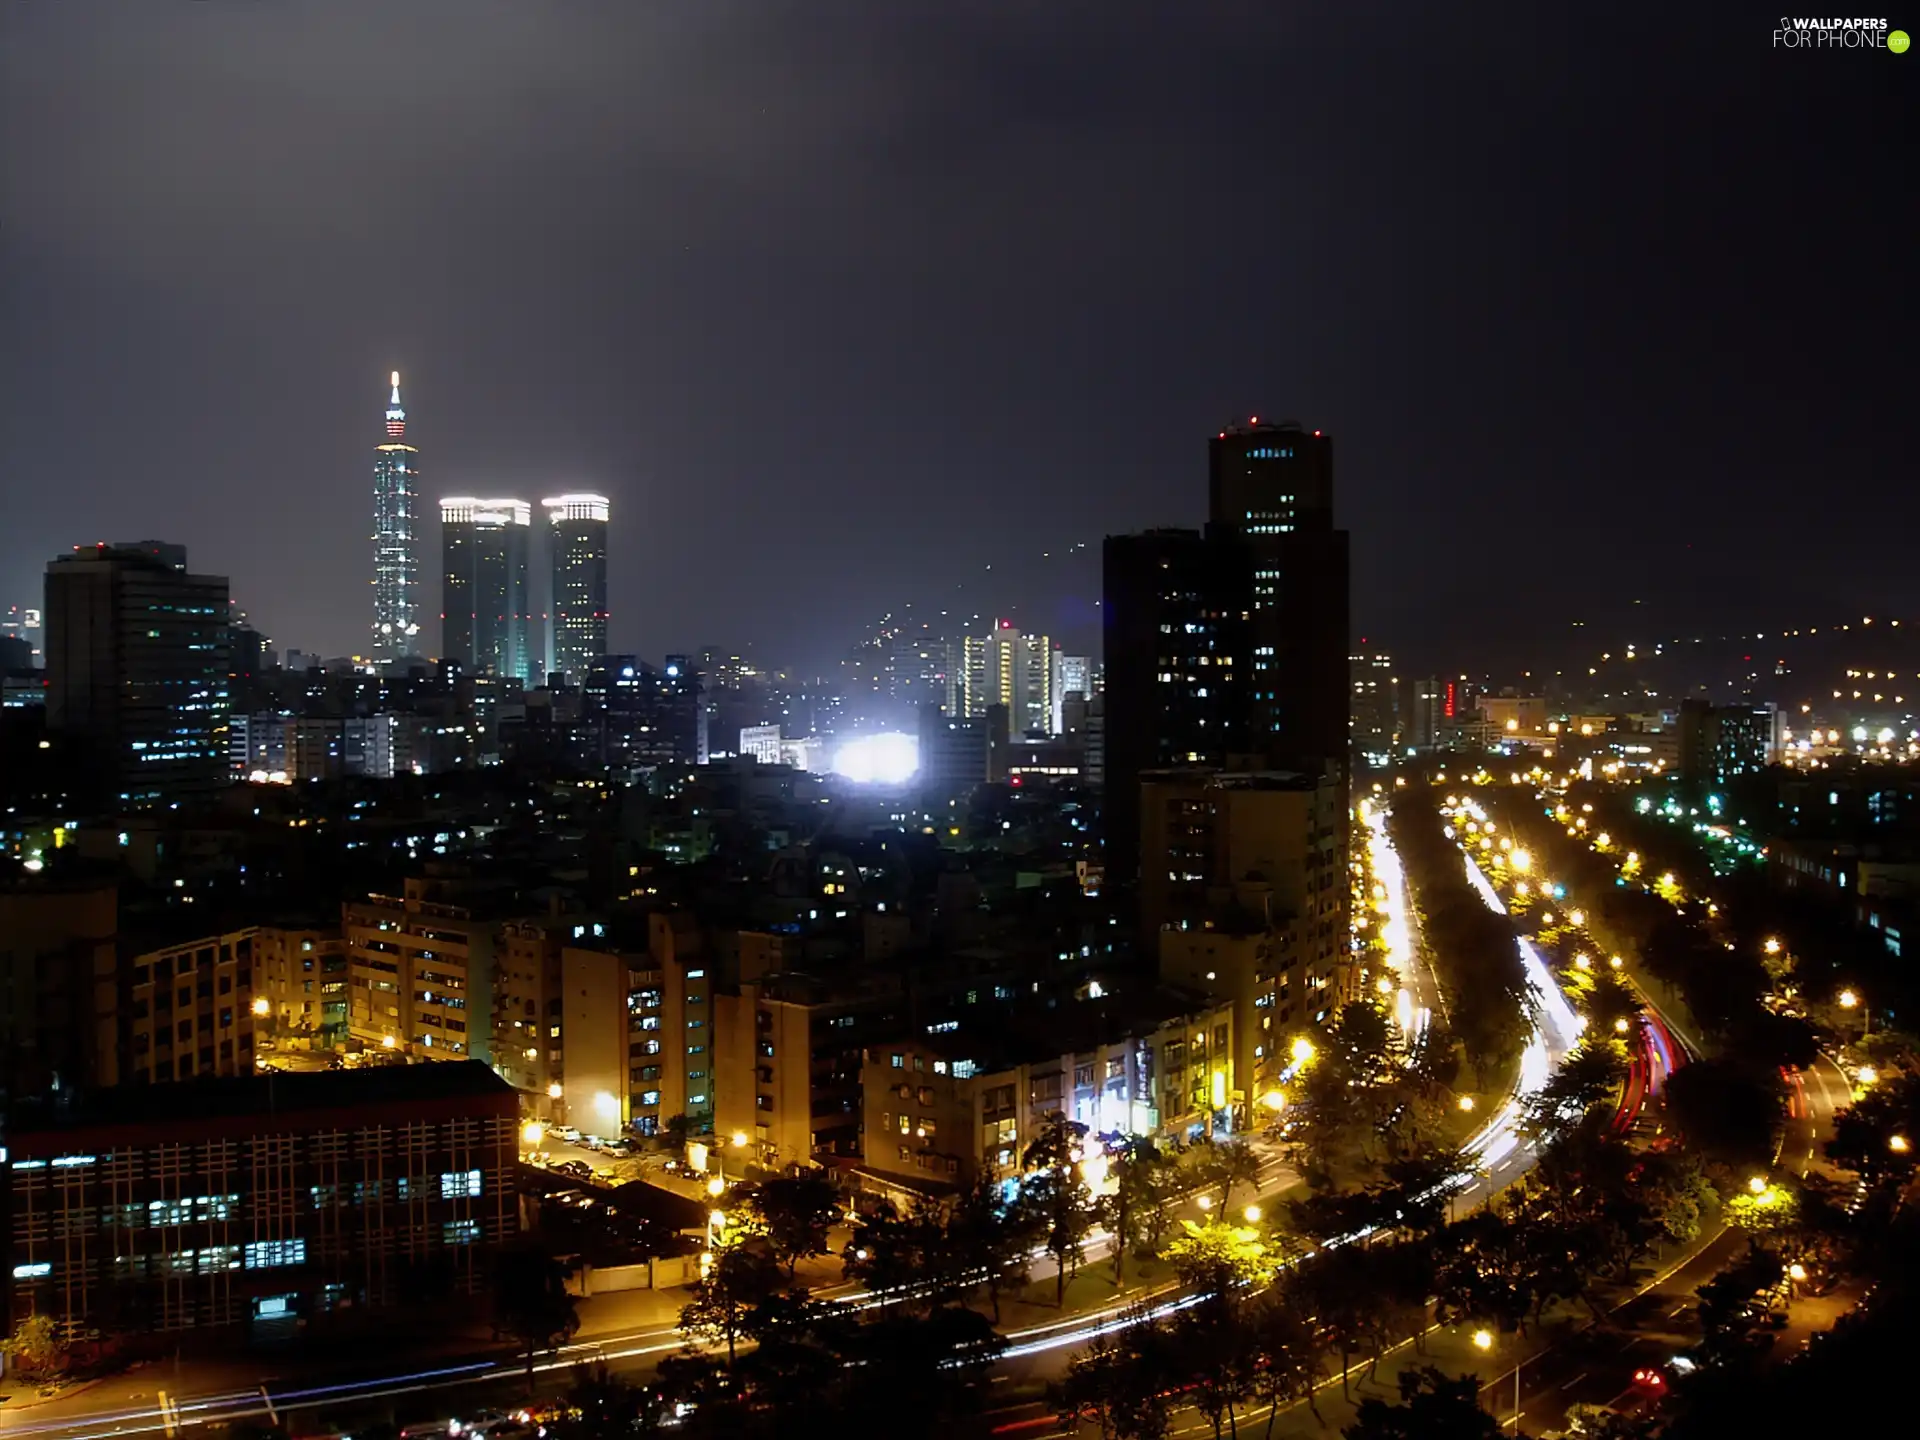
[244,1238,306,1270]
[440,1169,482,1199]
[444,1219,481,1246]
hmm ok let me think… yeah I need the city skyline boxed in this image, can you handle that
[3,5,1910,675]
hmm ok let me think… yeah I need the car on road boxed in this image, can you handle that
[554,1126,582,1142]
[1630,1366,1668,1394]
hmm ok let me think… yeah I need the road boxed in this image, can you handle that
[1475,1051,1851,1435]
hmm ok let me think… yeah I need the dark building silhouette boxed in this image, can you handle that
[1100,528,1252,892]
[1206,421,1349,772]
[439,499,534,683]
[583,655,706,769]
[44,541,230,810]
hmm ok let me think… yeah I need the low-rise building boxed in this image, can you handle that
[6,1062,518,1339]
[856,990,1234,1194]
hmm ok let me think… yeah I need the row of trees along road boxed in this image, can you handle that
[1387,792,1536,1088]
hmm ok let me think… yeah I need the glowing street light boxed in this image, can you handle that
[381,1034,399,1050]
[1472,1329,1494,1352]
[250,996,271,1017]
[706,1176,726,1198]
[1609,956,1624,970]
[1788,1263,1808,1283]
[1614,1017,1631,1033]
[1764,938,1782,956]
[1291,1036,1316,1066]
[521,1120,546,1148]
[547,1080,563,1099]
[1458,1095,1476,1112]
[1261,1090,1287,1112]
[1574,954,1592,970]
[1244,1204,1262,1223]
[1748,1175,1768,1196]
[1891,1134,1911,1154]
[730,1131,749,1149]
[1838,989,1860,1010]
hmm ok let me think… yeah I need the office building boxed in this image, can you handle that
[542,494,609,683]
[6,1063,517,1339]
[1679,700,1782,785]
[917,705,991,797]
[1407,677,1446,751]
[1350,643,1399,765]
[1100,529,1252,891]
[739,724,783,764]
[1051,653,1092,734]
[44,541,230,810]
[371,372,423,666]
[582,656,706,769]
[1206,420,1350,772]
[439,498,534,683]
[1144,767,1350,1095]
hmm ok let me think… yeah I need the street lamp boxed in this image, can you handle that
[1470,1330,1522,1430]
[250,996,271,1017]
[1764,938,1782,956]
[1748,1175,1768,1196]
[1196,1195,1214,1212]
[1291,1037,1316,1066]
[1458,1095,1476,1112]
[547,1080,563,1100]
[1244,1204,1262,1223]
[1890,1134,1911,1154]
[521,1120,546,1149]
[706,1176,726,1198]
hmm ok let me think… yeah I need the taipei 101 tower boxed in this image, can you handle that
[370,371,421,664]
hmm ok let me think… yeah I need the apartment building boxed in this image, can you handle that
[856,991,1235,1193]
[254,925,348,1047]
[341,879,496,1063]
[104,927,259,1086]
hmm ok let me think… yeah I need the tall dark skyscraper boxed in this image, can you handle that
[439,498,534,683]
[542,493,609,683]
[44,541,230,809]
[1100,528,1251,891]
[371,372,422,665]
[1206,420,1350,771]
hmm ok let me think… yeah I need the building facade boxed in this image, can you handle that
[7,1064,518,1338]
[44,542,230,810]
[1099,528,1252,892]
[342,880,498,1063]
[1206,420,1349,774]
[439,499,534,684]
[371,373,423,666]
[542,494,609,684]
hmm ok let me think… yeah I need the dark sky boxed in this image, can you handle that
[3,3,1913,676]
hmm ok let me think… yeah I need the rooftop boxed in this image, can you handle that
[13,1060,514,1137]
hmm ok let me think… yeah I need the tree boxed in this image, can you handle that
[750,1170,840,1279]
[1247,1289,1330,1434]
[1172,1302,1258,1440]
[1109,1135,1174,1277]
[1293,1246,1388,1398]
[1664,1059,1784,1174]
[492,1244,581,1392]
[555,1362,667,1440]
[1343,1366,1505,1440]
[837,1305,1008,1432]
[1,1314,65,1383]
[841,1199,923,1298]
[1520,1040,1627,1141]
[1019,1113,1103,1305]
[1163,1218,1273,1304]
[949,1175,1035,1322]
[678,1244,782,1363]
[1056,1306,1179,1440]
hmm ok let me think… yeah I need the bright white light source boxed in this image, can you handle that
[832,732,919,784]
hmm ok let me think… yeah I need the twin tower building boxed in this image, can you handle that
[369,372,608,684]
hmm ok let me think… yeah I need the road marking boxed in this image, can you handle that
[1668,1301,1688,1316]
[1559,1370,1589,1390]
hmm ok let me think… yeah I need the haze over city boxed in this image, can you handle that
[4,4,1913,673]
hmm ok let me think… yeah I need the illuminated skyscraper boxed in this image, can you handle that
[440,499,534,683]
[542,494,609,683]
[371,372,422,664]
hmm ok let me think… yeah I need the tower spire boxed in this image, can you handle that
[385,370,407,439]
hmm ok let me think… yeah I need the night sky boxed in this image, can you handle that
[3,4,1912,677]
